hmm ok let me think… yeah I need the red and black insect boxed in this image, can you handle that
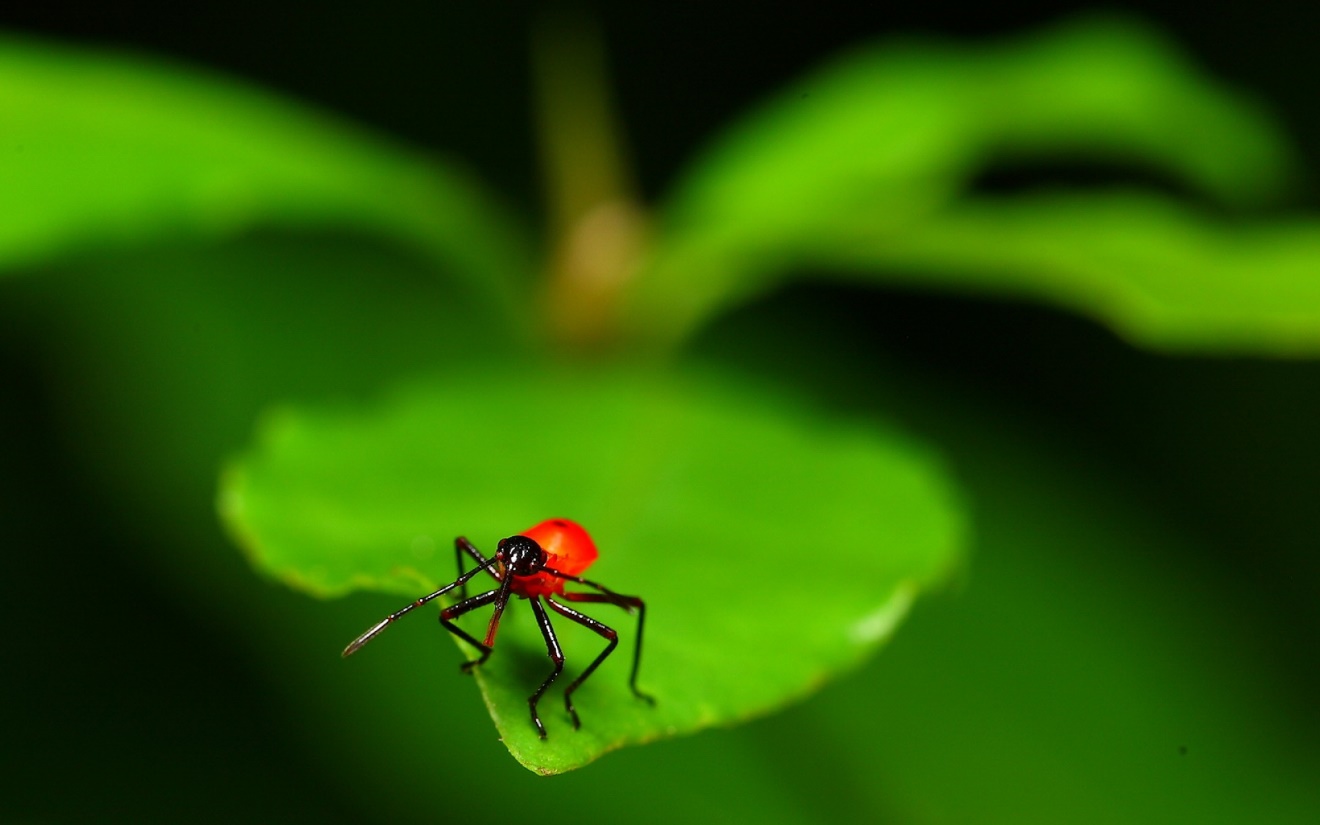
[342,518,653,738]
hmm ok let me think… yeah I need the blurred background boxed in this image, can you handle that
[3,2,1319,823]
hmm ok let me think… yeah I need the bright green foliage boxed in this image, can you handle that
[0,34,530,313]
[221,367,963,773]
[626,17,1306,349]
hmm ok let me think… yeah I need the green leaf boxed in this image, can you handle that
[219,366,965,774]
[817,190,1320,354]
[0,33,529,311]
[628,16,1295,342]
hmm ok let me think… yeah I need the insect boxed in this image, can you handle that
[342,518,653,738]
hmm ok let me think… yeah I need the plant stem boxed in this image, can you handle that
[533,12,649,351]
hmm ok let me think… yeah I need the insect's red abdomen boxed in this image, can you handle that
[512,518,598,597]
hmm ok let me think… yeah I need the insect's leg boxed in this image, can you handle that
[439,589,500,672]
[454,536,500,600]
[454,540,466,598]
[560,590,654,705]
[544,597,619,730]
[528,597,565,739]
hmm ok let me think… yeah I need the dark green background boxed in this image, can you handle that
[3,2,1318,822]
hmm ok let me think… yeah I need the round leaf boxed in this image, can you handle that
[219,367,965,773]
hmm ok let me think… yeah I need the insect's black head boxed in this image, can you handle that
[497,535,547,577]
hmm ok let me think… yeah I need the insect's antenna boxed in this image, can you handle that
[342,559,497,657]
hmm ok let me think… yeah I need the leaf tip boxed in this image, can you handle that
[847,581,917,646]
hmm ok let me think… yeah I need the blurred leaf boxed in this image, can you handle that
[220,366,966,773]
[818,191,1320,354]
[627,16,1295,342]
[0,33,530,312]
